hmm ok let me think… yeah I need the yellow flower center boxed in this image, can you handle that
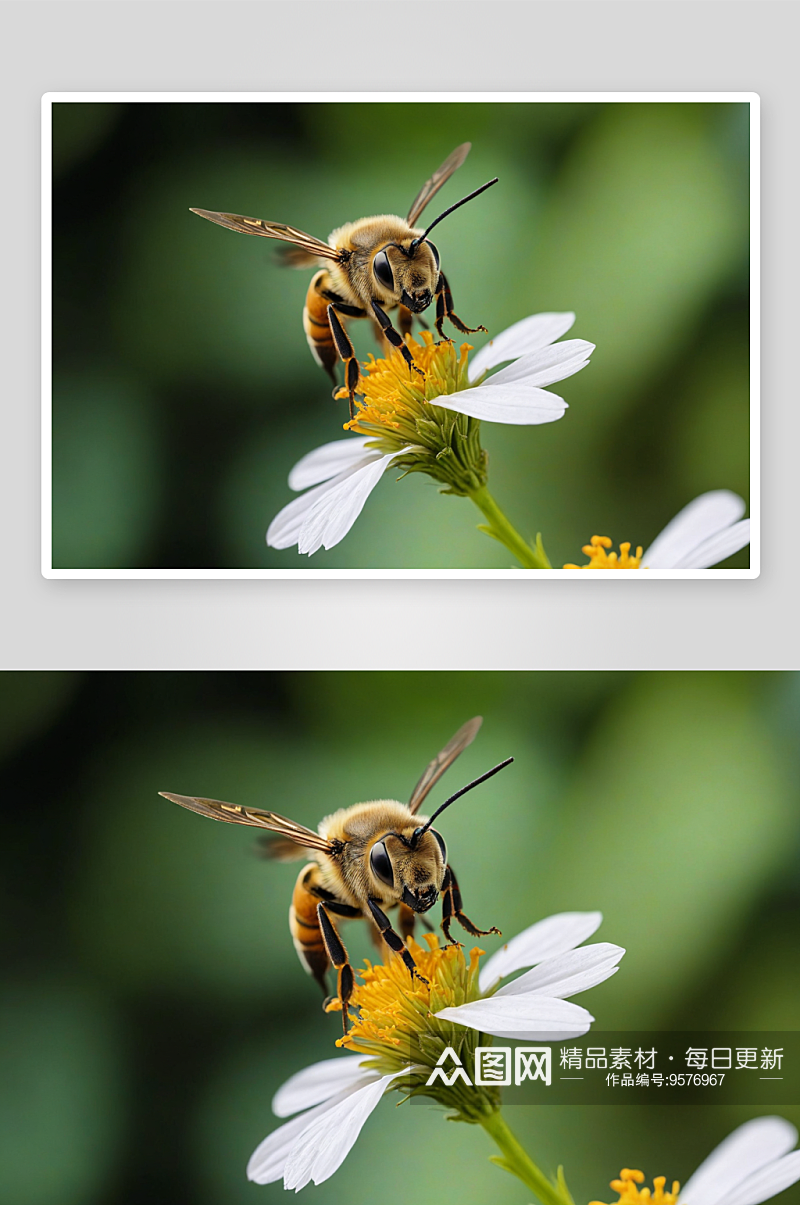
[332,934,483,1057]
[341,331,473,436]
[564,535,643,569]
[329,934,501,1121]
[589,1169,680,1205]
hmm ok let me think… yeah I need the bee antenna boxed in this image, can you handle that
[408,177,499,255]
[410,756,513,847]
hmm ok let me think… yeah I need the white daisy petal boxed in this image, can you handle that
[679,1118,799,1205]
[435,994,594,1041]
[267,469,363,550]
[494,943,624,999]
[436,384,567,425]
[641,490,746,569]
[468,312,576,381]
[283,1071,402,1190]
[485,339,595,389]
[247,1083,365,1184]
[726,1151,800,1205]
[670,518,751,570]
[297,449,409,555]
[479,912,603,992]
[272,1055,373,1118]
[288,437,373,491]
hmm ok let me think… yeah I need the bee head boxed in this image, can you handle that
[366,754,514,912]
[367,828,446,912]
[371,242,438,314]
[370,175,498,314]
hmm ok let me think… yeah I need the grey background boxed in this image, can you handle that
[3,1,797,669]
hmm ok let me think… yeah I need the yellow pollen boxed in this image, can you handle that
[334,934,483,1052]
[340,331,473,435]
[564,535,643,570]
[589,1169,680,1205]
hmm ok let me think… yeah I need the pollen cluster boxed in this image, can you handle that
[334,332,488,495]
[564,535,644,570]
[330,933,498,1120]
[335,933,482,1056]
[341,331,473,436]
[589,1169,680,1205]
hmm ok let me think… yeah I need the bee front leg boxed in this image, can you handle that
[367,899,428,986]
[397,901,416,942]
[434,271,487,341]
[370,301,425,380]
[441,865,501,946]
[317,902,356,1036]
[397,305,414,340]
[326,304,361,420]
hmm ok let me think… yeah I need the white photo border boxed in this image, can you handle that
[41,91,760,580]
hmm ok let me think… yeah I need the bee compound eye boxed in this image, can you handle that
[369,840,394,887]
[372,249,394,290]
[431,828,447,863]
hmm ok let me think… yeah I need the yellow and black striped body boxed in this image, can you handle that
[289,863,331,988]
[302,271,339,380]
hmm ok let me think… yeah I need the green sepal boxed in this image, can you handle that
[476,523,507,546]
[533,532,552,568]
[489,1156,516,1174]
[556,1166,575,1205]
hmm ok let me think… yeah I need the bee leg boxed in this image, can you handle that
[434,271,487,341]
[397,304,417,339]
[370,300,425,380]
[327,304,360,419]
[441,865,501,945]
[317,902,355,1036]
[398,901,416,942]
[367,899,428,985]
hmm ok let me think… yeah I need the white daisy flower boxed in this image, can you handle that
[247,912,622,1189]
[591,1117,800,1205]
[267,312,594,556]
[564,490,751,570]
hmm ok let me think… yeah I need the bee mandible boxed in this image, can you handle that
[160,717,511,1034]
[190,144,498,414]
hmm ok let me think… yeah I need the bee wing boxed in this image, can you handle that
[159,792,336,853]
[189,209,342,262]
[408,716,483,814]
[406,142,472,227]
[256,836,310,862]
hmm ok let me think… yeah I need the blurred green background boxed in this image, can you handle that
[51,101,751,569]
[2,670,797,1205]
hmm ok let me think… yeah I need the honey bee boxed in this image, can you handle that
[190,143,498,414]
[160,717,511,1033]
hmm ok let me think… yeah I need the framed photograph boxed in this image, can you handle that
[3,670,798,1205]
[42,93,758,578]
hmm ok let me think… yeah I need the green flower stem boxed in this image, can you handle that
[480,1109,572,1205]
[468,485,551,569]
